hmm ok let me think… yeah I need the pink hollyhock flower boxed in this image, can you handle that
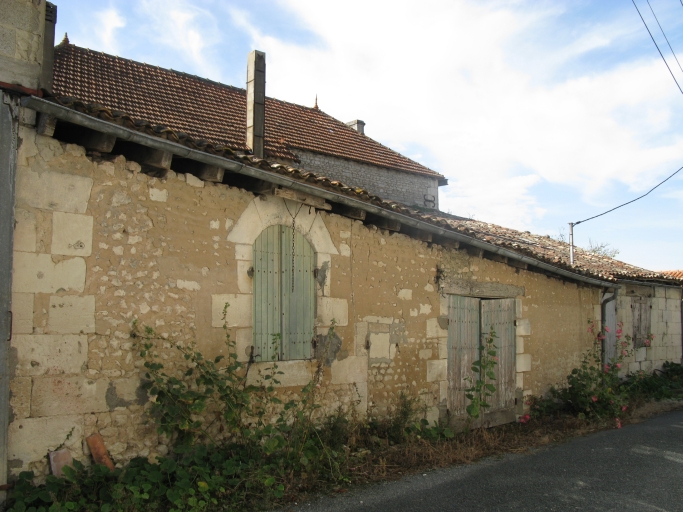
[604,326,610,333]
[615,418,622,429]
[616,363,621,369]
[597,334,605,341]
[622,350,628,356]
[492,356,499,362]
[519,414,531,424]
[616,329,622,336]
[621,405,628,412]
[644,341,651,347]
[604,364,610,372]
[591,396,598,402]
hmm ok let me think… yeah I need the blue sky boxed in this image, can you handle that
[53,0,683,271]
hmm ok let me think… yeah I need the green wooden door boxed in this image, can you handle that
[253,225,315,362]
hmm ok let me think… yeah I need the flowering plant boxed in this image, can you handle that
[531,320,633,423]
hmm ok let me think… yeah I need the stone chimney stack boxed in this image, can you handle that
[40,2,58,92]
[246,50,266,158]
[346,120,365,135]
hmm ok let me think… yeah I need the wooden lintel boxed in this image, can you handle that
[79,130,116,153]
[121,143,172,170]
[366,214,401,232]
[36,113,57,136]
[507,259,528,270]
[442,277,525,298]
[332,203,366,220]
[196,164,225,183]
[401,225,432,242]
[275,187,332,210]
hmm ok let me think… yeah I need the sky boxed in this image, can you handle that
[52,0,683,271]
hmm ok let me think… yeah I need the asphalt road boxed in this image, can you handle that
[289,410,683,512]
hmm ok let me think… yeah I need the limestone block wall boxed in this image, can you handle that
[294,150,441,208]
[618,286,682,373]
[9,123,606,478]
[0,0,45,89]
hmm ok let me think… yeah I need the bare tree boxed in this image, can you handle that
[586,238,620,258]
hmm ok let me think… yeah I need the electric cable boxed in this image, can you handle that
[573,163,683,226]
[631,0,683,95]
[647,0,683,73]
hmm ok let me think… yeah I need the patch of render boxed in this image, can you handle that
[294,150,440,208]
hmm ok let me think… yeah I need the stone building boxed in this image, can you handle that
[0,0,681,487]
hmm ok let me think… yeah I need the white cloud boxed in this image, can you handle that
[135,0,224,80]
[229,0,683,232]
[86,8,125,54]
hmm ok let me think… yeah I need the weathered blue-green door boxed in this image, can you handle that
[252,225,315,362]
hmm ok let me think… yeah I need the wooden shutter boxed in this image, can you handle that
[603,298,617,363]
[480,299,516,413]
[632,297,652,349]
[280,228,315,360]
[447,295,480,417]
[253,225,315,362]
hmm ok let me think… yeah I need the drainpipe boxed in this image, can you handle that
[39,3,57,93]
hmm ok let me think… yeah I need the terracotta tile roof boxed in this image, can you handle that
[52,42,443,179]
[662,270,683,281]
[41,95,680,287]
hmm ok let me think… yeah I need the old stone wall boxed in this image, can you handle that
[0,0,45,89]
[294,150,440,208]
[9,124,606,479]
[617,285,682,373]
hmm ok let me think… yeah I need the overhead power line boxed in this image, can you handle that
[631,0,683,96]
[647,0,683,73]
[573,164,683,226]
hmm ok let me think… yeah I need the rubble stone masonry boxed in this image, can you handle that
[9,122,611,479]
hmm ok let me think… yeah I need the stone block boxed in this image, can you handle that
[12,334,87,376]
[667,346,681,361]
[368,333,390,360]
[354,321,368,356]
[425,406,440,426]
[353,381,368,416]
[307,214,338,255]
[237,260,252,293]
[316,297,348,327]
[51,212,93,257]
[440,295,448,317]
[50,449,74,478]
[149,188,168,202]
[212,294,251,328]
[176,279,200,291]
[12,252,86,293]
[438,340,448,359]
[665,287,681,300]
[10,377,32,419]
[8,415,84,475]
[234,244,252,261]
[247,360,312,388]
[515,298,523,319]
[426,317,447,339]
[641,360,654,373]
[628,362,641,374]
[227,201,263,245]
[31,376,110,417]
[516,336,524,354]
[185,173,204,187]
[109,377,145,406]
[16,169,93,214]
[516,372,524,389]
[653,298,666,311]
[516,353,531,373]
[11,292,33,334]
[427,359,447,382]
[398,288,412,300]
[48,295,95,334]
[13,208,36,252]
[635,347,647,362]
[655,287,666,298]
[331,355,368,384]
[516,319,531,336]
[419,349,432,360]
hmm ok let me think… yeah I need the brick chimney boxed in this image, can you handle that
[346,120,365,135]
[246,50,266,158]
